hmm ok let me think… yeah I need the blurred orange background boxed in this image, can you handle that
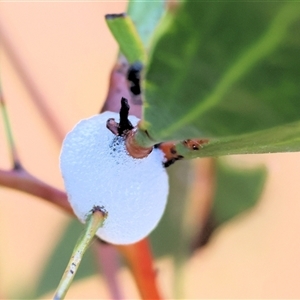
[1,2,300,299]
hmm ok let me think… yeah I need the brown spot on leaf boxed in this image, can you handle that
[183,139,209,151]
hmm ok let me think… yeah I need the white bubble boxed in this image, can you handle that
[60,112,169,244]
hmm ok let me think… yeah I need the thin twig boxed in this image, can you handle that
[53,207,107,300]
[174,158,216,298]
[0,82,22,169]
[189,158,216,248]
[93,242,123,300]
[0,25,65,142]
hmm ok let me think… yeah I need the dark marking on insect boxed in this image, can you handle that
[71,263,76,267]
[70,270,74,274]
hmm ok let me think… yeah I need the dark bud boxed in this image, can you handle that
[127,61,143,96]
[118,97,134,135]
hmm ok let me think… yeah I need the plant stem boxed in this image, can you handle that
[93,242,123,300]
[174,158,216,298]
[117,238,162,300]
[53,207,107,300]
[0,83,21,169]
[0,168,73,215]
[0,26,65,142]
[134,126,157,148]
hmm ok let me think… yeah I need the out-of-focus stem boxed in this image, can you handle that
[0,168,73,215]
[174,158,216,298]
[184,158,216,246]
[0,26,65,142]
[0,84,21,169]
[117,239,162,300]
[93,242,123,300]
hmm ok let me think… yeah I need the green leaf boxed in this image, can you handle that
[212,159,267,227]
[106,14,146,63]
[127,0,166,47]
[176,120,300,159]
[105,1,165,64]
[142,2,300,155]
[33,219,97,298]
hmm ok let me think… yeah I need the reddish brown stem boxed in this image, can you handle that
[0,168,73,215]
[0,88,22,169]
[117,239,161,300]
[93,242,123,300]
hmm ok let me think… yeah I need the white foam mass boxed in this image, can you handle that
[60,112,169,245]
